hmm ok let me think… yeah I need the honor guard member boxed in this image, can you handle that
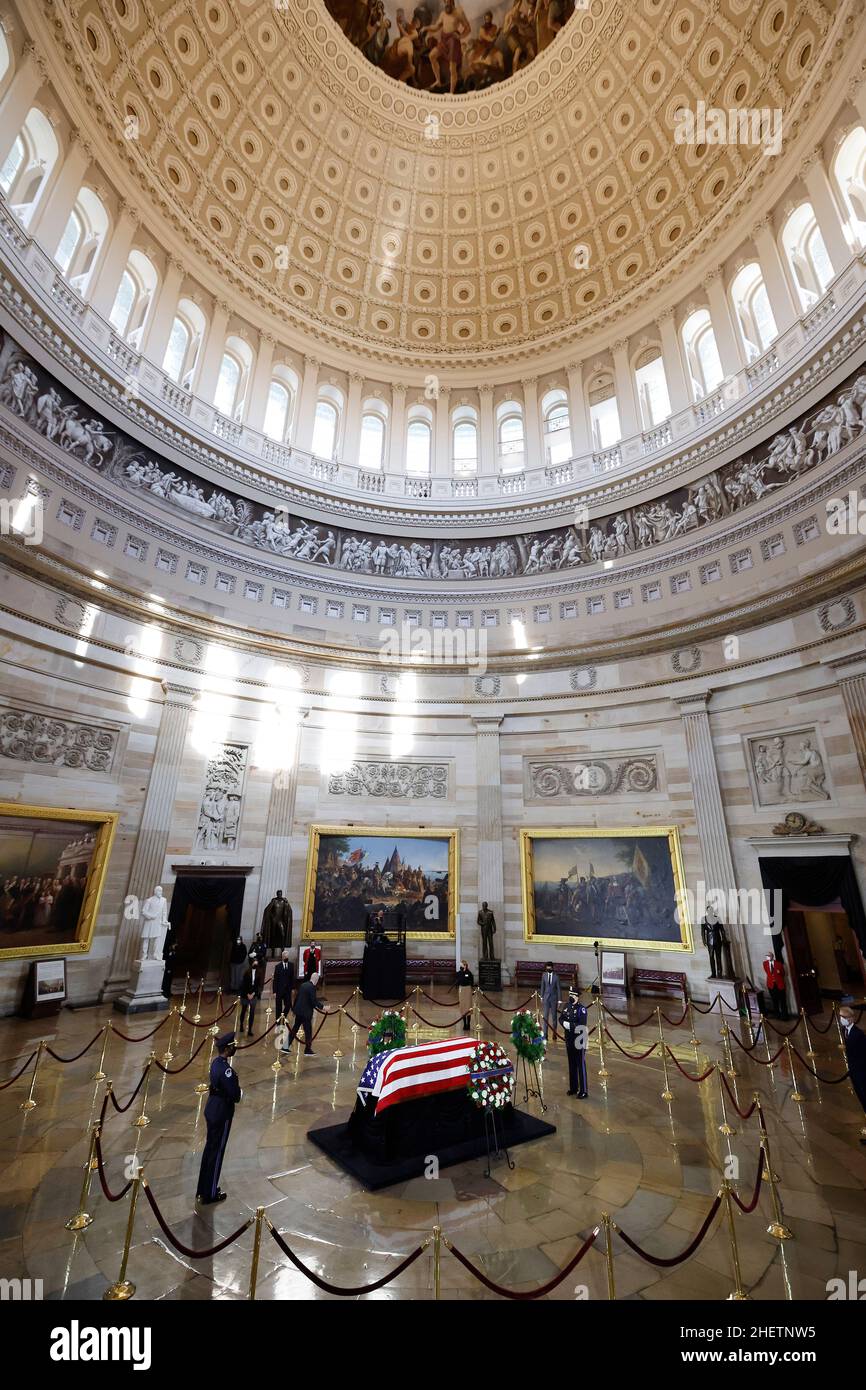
[559,986,589,1098]
[196,1032,242,1205]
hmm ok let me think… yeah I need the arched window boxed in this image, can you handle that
[55,210,82,274]
[541,389,572,464]
[681,309,724,399]
[264,381,290,441]
[54,187,109,294]
[833,126,866,248]
[452,405,478,474]
[0,27,10,86]
[782,203,834,310]
[1,108,58,225]
[587,373,621,450]
[163,317,190,383]
[312,399,339,459]
[730,263,778,360]
[634,351,671,429]
[496,400,524,472]
[108,249,157,343]
[359,410,386,469]
[212,334,253,420]
[162,297,205,387]
[406,412,432,475]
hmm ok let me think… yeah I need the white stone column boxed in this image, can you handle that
[658,312,690,413]
[566,361,590,455]
[342,372,364,467]
[752,217,799,333]
[0,44,43,169]
[675,692,749,980]
[30,132,91,257]
[105,682,197,1007]
[88,203,139,318]
[803,150,852,277]
[244,332,275,430]
[434,386,451,476]
[611,340,640,438]
[472,716,505,968]
[824,648,866,789]
[254,709,309,941]
[294,355,320,452]
[478,385,496,473]
[705,270,743,377]
[851,75,866,129]
[192,299,231,404]
[521,376,542,465]
[388,383,407,471]
[139,257,185,366]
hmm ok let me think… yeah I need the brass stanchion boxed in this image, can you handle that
[801,1008,816,1059]
[656,1008,673,1103]
[20,1039,44,1111]
[132,1054,155,1128]
[272,1015,284,1074]
[532,989,541,1029]
[248,1205,265,1300]
[687,1000,699,1048]
[195,1035,215,1096]
[162,1006,177,1065]
[758,1111,793,1241]
[179,972,190,1016]
[721,1179,750,1300]
[784,1038,805,1103]
[233,995,242,1035]
[740,989,755,1049]
[92,1022,111,1081]
[66,1124,99,1231]
[432,1224,442,1300]
[333,1007,344,1059]
[601,1213,616,1301]
[761,1014,775,1069]
[596,997,609,1079]
[473,990,481,1041]
[720,1017,737,1079]
[104,1170,142,1300]
[210,988,223,1037]
[193,978,204,1023]
[716,1065,736,1136]
[833,1003,847,1057]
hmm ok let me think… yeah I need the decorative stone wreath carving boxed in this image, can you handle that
[0,704,119,772]
[527,755,659,801]
[327,760,449,799]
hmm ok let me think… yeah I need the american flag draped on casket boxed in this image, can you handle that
[358,1037,512,1114]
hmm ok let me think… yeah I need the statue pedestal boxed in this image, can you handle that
[478,959,501,992]
[706,975,741,1015]
[114,956,169,1015]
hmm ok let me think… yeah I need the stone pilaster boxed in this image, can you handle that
[824,648,866,788]
[254,708,309,942]
[472,716,504,966]
[104,681,196,1004]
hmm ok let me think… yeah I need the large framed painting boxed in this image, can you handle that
[0,804,118,960]
[301,826,458,940]
[520,827,692,952]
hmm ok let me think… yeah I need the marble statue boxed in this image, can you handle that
[140,886,169,961]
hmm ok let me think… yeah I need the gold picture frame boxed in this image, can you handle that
[520,825,693,953]
[0,803,118,960]
[301,825,458,941]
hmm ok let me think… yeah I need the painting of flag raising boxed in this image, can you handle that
[520,827,692,952]
[302,826,457,939]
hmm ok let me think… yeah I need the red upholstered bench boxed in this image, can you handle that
[322,958,362,983]
[406,957,456,985]
[514,960,579,989]
[631,968,688,1004]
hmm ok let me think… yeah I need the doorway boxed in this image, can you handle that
[787,901,866,1001]
[166,866,251,993]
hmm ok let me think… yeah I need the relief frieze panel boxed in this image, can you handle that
[525,753,662,801]
[327,760,449,799]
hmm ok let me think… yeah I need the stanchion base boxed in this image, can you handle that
[65,1211,93,1231]
[598,1066,609,1079]
[333,1049,343,1059]
[661,1089,674,1102]
[767,1221,793,1241]
[689,1038,700,1048]
[162,1053,173,1064]
[194,1082,208,1095]
[727,1291,750,1301]
[104,1281,135,1301]
[718,1122,736,1136]
[92,1071,106,1082]
[790,1091,805,1103]
[132,1114,150,1128]
[19,1099,36,1111]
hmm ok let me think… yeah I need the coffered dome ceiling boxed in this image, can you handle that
[38,0,853,367]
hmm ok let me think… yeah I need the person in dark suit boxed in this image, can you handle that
[238,963,260,1036]
[840,1007,866,1143]
[559,986,589,1098]
[456,960,474,1031]
[196,1032,241,1205]
[281,971,331,1056]
[272,949,295,1020]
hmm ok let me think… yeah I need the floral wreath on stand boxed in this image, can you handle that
[511,1011,546,1064]
[367,1010,407,1056]
[466,1040,515,1111]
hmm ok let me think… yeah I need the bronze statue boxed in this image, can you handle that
[261,890,292,957]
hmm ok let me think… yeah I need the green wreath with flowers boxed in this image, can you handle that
[367,1010,407,1056]
[511,1010,547,1064]
[466,1040,515,1111]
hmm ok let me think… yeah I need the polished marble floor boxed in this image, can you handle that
[1,986,865,1301]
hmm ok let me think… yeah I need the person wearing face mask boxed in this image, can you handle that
[456,959,474,1031]
[229,935,247,994]
[196,1032,242,1205]
[839,1007,866,1142]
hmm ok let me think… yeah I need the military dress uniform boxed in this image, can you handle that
[196,1032,242,1205]
[558,993,589,1098]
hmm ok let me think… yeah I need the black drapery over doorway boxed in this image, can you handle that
[166,866,252,989]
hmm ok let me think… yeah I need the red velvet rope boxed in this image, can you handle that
[690,994,725,1014]
[615,1196,722,1267]
[419,988,458,1005]
[341,1009,365,1028]
[664,1047,714,1082]
[807,1011,841,1035]
[479,1011,515,1036]
[444,1227,598,1299]
[720,1073,758,1118]
[660,1005,690,1026]
[107,1062,151,1112]
[153,1034,210,1074]
[480,992,535,1013]
[0,1048,38,1089]
[235,1019,279,1050]
[731,1161,765,1215]
[177,1002,236,1029]
[109,1016,171,1043]
[410,1007,464,1028]
[363,993,412,1007]
[94,1128,133,1203]
[603,1028,658,1060]
[603,1004,657,1028]
[744,1041,786,1067]
[760,1015,802,1038]
[728,1026,770,1054]
[789,1045,849,1082]
[268,1221,426,1295]
[143,1183,253,1257]
[45,1030,103,1063]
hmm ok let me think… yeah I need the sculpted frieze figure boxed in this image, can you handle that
[194,743,248,851]
[749,731,831,806]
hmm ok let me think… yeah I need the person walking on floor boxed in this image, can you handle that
[272,949,295,1021]
[196,1032,241,1206]
[456,959,474,1032]
[239,961,261,1036]
[281,971,331,1056]
[839,1007,866,1144]
[229,935,246,994]
[540,962,561,1041]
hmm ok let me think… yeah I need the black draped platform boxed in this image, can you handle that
[308,1089,556,1190]
[360,940,406,1000]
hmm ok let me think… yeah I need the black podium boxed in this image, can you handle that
[360,940,406,1000]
